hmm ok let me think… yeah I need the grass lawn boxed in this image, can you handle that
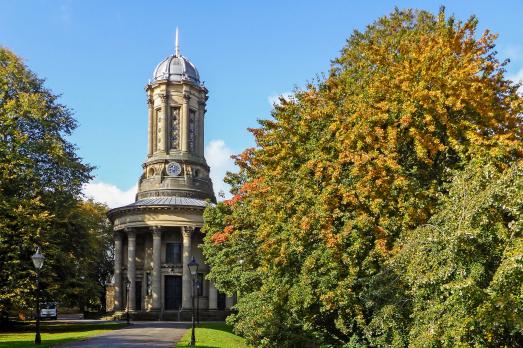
[176,322,249,348]
[0,322,126,348]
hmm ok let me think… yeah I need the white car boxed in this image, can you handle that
[40,302,58,320]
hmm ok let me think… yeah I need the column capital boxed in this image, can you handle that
[125,227,136,239]
[114,231,123,241]
[183,92,191,101]
[151,226,162,237]
[160,93,168,102]
[147,96,154,106]
[182,226,194,238]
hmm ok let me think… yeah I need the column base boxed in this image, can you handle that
[111,308,232,321]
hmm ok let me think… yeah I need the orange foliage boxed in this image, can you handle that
[211,225,235,245]
[223,194,241,206]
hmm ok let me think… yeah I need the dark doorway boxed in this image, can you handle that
[135,281,142,310]
[164,275,182,310]
[217,291,226,310]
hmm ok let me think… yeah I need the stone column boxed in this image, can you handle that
[127,229,136,311]
[151,226,162,311]
[113,232,123,310]
[182,226,193,309]
[147,96,153,157]
[160,93,169,153]
[226,295,234,309]
[208,281,217,309]
[181,92,190,152]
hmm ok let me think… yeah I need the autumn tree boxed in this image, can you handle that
[202,8,523,346]
[0,47,111,321]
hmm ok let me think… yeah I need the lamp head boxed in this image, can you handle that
[188,256,199,276]
[31,247,45,270]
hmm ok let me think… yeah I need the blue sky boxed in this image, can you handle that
[1,0,523,206]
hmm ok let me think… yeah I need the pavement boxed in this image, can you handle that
[58,313,85,320]
[57,321,190,348]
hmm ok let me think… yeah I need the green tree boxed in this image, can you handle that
[202,8,523,346]
[395,159,523,347]
[0,47,96,320]
[50,200,114,312]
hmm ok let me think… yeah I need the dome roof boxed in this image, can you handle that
[152,54,200,84]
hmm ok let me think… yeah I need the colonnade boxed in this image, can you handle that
[113,226,223,311]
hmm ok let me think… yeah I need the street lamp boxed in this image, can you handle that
[31,247,45,345]
[196,282,200,324]
[124,277,131,325]
[187,257,199,346]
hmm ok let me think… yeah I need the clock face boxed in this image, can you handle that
[166,162,182,176]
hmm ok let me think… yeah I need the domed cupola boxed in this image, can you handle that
[152,55,200,84]
[152,30,200,85]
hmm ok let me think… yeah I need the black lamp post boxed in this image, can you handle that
[188,257,199,346]
[31,247,45,345]
[124,277,131,325]
[196,282,200,324]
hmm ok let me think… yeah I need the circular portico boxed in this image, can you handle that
[110,197,208,230]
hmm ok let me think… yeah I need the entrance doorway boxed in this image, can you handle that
[135,281,142,310]
[217,291,226,310]
[164,275,182,310]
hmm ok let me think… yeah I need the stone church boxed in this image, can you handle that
[107,34,233,320]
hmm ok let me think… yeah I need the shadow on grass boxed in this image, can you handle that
[0,337,87,348]
[0,324,127,348]
[1,321,125,333]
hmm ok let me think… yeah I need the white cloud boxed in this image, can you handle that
[83,140,236,206]
[83,181,138,208]
[205,139,236,200]
[268,91,292,106]
[503,45,523,63]
[508,67,523,94]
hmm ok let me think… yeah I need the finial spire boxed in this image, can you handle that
[175,27,180,57]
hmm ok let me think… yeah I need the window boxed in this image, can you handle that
[217,291,226,310]
[156,109,162,148]
[197,273,204,297]
[146,272,152,295]
[188,110,196,152]
[165,243,182,264]
[170,107,179,149]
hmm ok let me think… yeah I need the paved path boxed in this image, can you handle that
[58,321,190,348]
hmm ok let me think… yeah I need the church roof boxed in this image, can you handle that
[122,196,211,209]
[107,196,215,222]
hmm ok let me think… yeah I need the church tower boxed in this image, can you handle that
[107,31,232,320]
[139,29,215,202]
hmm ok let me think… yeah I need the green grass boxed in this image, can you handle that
[176,322,249,348]
[0,322,126,348]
